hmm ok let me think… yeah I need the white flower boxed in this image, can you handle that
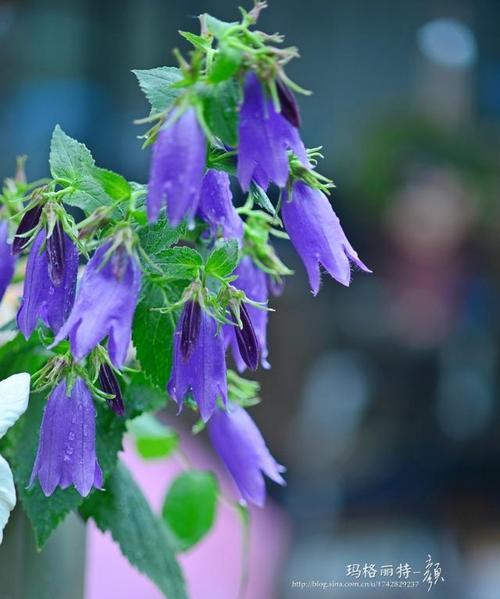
[0,373,30,544]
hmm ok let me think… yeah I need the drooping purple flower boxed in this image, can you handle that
[17,229,78,339]
[225,256,270,372]
[98,363,125,417]
[29,378,103,497]
[12,204,42,255]
[276,77,301,129]
[197,169,243,243]
[282,181,371,295]
[52,243,141,368]
[179,300,202,361]
[208,403,285,507]
[168,308,227,422]
[237,72,309,192]
[46,220,66,286]
[147,107,206,226]
[0,222,15,304]
[230,303,259,371]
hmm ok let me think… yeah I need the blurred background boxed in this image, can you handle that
[1,0,499,598]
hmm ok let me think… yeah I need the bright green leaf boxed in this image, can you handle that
[179,31,211,51]
[155,246,203,280]
[133,67,183,114]
[205,239,239,279]
[128,413,179,459]
[202,80,240,147]
[204,14,237,38]
[209,44,242,83]
[93,168,131,202]
[80,463,187,599]
[162,471,218,551]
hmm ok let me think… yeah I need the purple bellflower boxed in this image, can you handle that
[168,305,227,422]
[225,256,270,372]
[29,377,103,497]
[12,204,42,255]
[46,220,66,286]
[17,229,78,339]
[52,243,141,368]
[208,403,285,507]
[237,72,309,192]
[147,107,206,226]
[197,169,244,243]
[0,222,15,304]
[282,181,371,295]
[229,303,259,371]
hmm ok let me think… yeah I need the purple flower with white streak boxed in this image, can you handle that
[0,222,15,304]
[208,403,285,506]
[52,243,141,368]
[147,108,206,226]
[168,305,227,422]
[197,170,243,243]
[17,229,78,339]
[225,256,270,372]
[29,378,103,497]
[237,72,309,192]
[282,181,371,295]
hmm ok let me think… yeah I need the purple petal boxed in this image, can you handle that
[208,403,285,506]
[12,205,42,255]
[0,222,15,303]
[147,108,206,226]
[52,243,141,368]
[282,181,371,295]
[276,77,301,128]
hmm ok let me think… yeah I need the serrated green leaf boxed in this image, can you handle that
[209,44,242,83]
[132,283,177,389]
[249,181,276,215]
[162,471,218,551]
[205,239,239,278]
[155,246,203,280]
[138,219,184,269]
[202,80,240,147]
[133,67,183,114]
[204,14,237,38]
[179,30,211,51]
[80,462,187,599]
[93,168,131,202]
[128,413,178,459]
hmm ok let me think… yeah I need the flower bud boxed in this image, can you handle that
[98,363,125,417]
[12,204,42,255]
[233,303,259,371]
[180,300,201,360]
[276,77,301,129]
[46,221,66,287]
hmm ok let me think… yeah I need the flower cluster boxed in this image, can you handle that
[1,3,370,514]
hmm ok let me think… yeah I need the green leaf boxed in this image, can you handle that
[202,80,240,147]
[209,44,242,83]
[138,219,184,268]
[93,167,131,202]
[80,462,187,599]
[132,283,177,389]
[133,67,183,114]
[162,471,218,551]
[128,413,179,459]
[155,246,203,280]
[205,239,239,279]
[179,30,211,51]
[249,181,276,216]
[204,14,237,38]
[124,372,168,418]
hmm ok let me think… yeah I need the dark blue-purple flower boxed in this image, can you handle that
[29,377,103,497]
[168,307,227,422]
[98,363,125,416]
[52,243,141,368]
[225,256,270,372]
[237,72,308,192]
[276,77,301,129]
[282,181,371,295]
[208,403,285,506]
[17,229,78,339]
[197,169,243,243]
[12,204,42,255]
[0,222,15,304]
[147,107,206,226]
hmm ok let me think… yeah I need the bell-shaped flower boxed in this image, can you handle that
[147,107,206,226]
[225,256,270,372]
[52,243,141,368]
[0,372,30,543]
[17,229,78,339]
[98,363,125,417]
[208,402,285,507]
[282,181,371,295]
[29,378,102,497]
[237,72,309,191]
[168,306,227,422]
[276,77,301,128]
[12,204,42,255]
[0,222,15,304]
[197,169,243,243]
